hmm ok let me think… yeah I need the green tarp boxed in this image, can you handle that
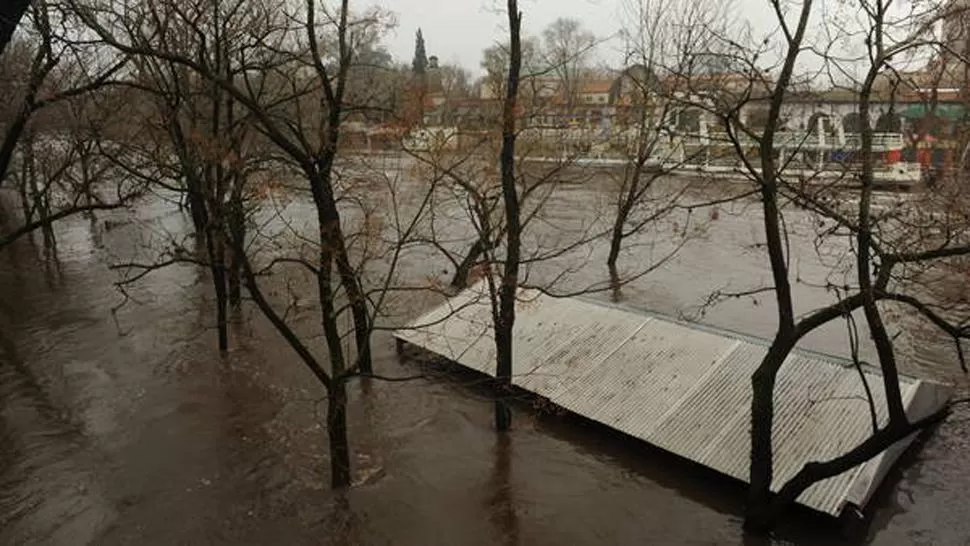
[901,103,965,120]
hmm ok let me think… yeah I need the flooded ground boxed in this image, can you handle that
[1,173,969,545]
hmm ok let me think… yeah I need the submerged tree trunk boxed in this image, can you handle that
[19,132,35,226]
[606,209,625,301]
[744,4,935,525]
[493,0,522,432]
[80,147,96,221]
[606,159,647,302]
[227,249,242,306]
[234,222,346,489]
[20,133,56,251]
[39,191,54,251]
[205,225,229,353]
[227,176,244,307]
[744,179,795,531]
[346,285,372,374]
[213,259,228,352]
[741,0,812,531]
[316,231,353,487]
[493,317,513,430]
[186,177,208,236]
[743,338,790,532]
[327,379,351,488]
[489,429,519,546]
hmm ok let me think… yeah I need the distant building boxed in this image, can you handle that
[577,80,612,105]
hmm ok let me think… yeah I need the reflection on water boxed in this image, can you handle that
[0,193,968,545]
[487,434,519,546]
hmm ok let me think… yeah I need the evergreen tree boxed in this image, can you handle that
[412,28,427,76]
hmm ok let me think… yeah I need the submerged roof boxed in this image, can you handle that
[393,282,952,517]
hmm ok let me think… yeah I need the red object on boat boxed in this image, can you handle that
[917,148,932,166]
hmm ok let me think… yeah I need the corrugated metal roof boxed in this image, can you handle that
[393,282,952,517]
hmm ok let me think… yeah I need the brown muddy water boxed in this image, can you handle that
[1,179,969,546]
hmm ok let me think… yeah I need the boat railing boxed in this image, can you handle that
[694,131,906,150]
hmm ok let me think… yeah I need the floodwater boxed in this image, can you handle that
[1,173,969,546]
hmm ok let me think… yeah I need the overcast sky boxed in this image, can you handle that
[370,0,941,81]
[373,0,637,74]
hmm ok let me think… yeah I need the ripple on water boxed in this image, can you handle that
[1,192,969,545]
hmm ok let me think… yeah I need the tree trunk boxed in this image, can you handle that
[742,2,809,517]
[317,237,354,487]
[311,165,373,376]
[187,182,208,236]
[214,262,228,352]
[19,132,35,226]
[227,253,241,307]
[494,320,514,431]
[212,263,229,352]
[22,135,55,251]
[227,184,244,307]
[744,335,795,532]
[328,223,372,375]
[80,152,96,221]
[451,237,486,289]
[347,289,372,375]
[489,433,519,545]
[305,0,373,379]
[205,225,229,353]
[328,380,352,488]
[606,214,624,302]
[856,53,907,425]
[607,160,643,303]
[493,0,522,432]
[230,208,346,491]
[40,192,55,251]
[0,98,32,189]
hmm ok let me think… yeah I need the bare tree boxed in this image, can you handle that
[689,0,970,532]
[447,28,611,292]
[489,0,523,432]
[480,37,539,99]
[0,0,125,189]
[105,0,273,352]
[76,0,446,488]
[435,62,473,99]
[409,17,655,432]
[540,18,596,110]
[603,0,747,299]
[0,0,132,251]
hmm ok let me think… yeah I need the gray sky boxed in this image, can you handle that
[374,0,631,74]
[371,0,940,83]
